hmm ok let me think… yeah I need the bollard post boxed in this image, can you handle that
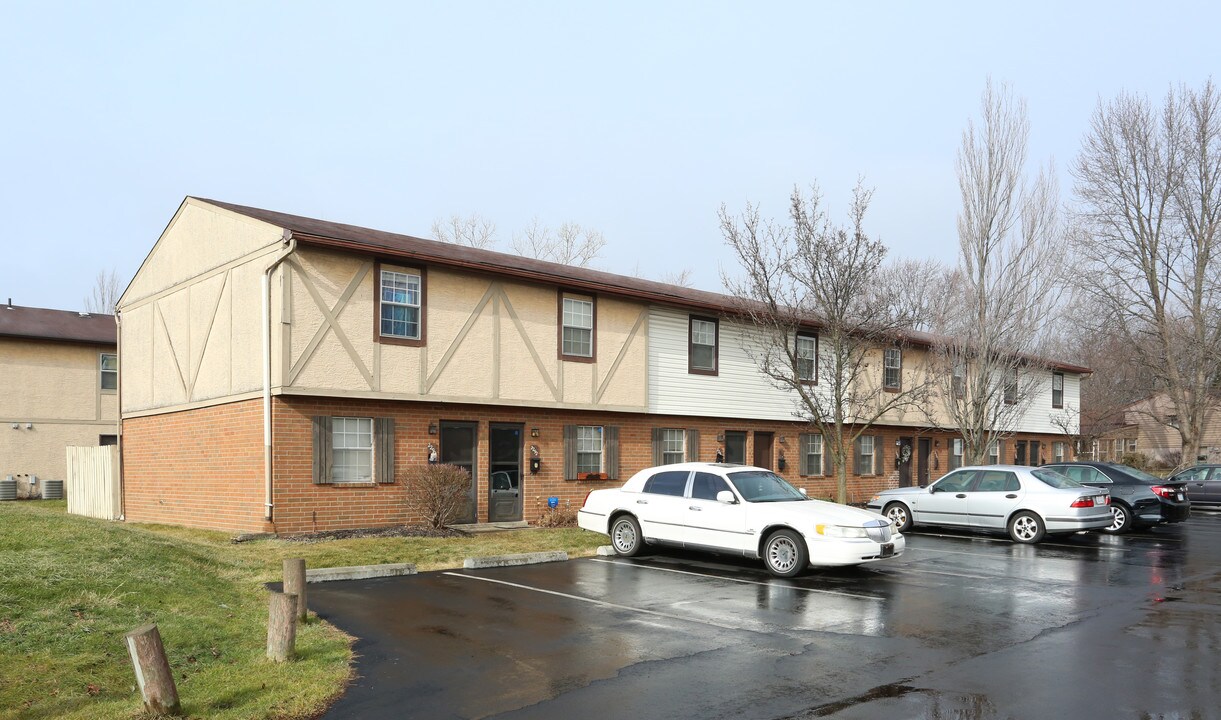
[267,591,298,662]
[283,558,307,621]
[124,624,182,715]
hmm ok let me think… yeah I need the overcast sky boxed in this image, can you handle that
[1,1,1217,312]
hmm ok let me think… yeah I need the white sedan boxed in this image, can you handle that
[577,462,904,577]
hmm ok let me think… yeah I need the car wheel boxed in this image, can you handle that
[763,529,808,578]
[1008,511,1046,544]
[610,515,644,557]
[1104,503,1133,534]
[883,502,913,532]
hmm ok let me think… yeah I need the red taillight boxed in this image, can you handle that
[1070,497,1095,508]
[1150,485,1176,499]
[582,490,594,507]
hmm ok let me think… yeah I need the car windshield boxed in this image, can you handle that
[1031,468,1083,489]
[1110,465,1164,484]
[727,471,808,502]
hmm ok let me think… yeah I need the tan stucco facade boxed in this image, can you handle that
[0,337,118,486]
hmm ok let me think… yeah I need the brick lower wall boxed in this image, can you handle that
[122,394,1076,534]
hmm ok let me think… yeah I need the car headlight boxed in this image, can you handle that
[868,495,882,504]
[816,524,869,539]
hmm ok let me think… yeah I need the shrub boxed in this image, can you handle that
[1120,452,1151,471]
[536,507,578,528]
[405,464,472,528]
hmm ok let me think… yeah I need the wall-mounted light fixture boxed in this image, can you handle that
[778,435,786,444]
[24,423,33,430]
[895,438,902,446]
[530,428,540,438]
[10,423,17,430]
[428,422,438,435]
[716,433,725,442]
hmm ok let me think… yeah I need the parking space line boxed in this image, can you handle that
[589,559,884,601]
[441,572,746,631]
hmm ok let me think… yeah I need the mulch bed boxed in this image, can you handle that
[233,525,468,543]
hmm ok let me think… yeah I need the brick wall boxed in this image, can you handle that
[122,394,1076,534]
[123,400,269,532]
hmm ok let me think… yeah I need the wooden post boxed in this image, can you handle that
[267,591,298,662]
[124,624,182,716]
[283,558,307,621]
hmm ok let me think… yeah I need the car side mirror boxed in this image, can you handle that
[928,485,938,494]
[716,490,737,504]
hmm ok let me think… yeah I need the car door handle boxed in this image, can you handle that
[636,499,648,504]
[1005,494,1018,499]
[955,494,967,499]
[688,506,702,511]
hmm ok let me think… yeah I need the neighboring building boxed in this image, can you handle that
[1091,393,1220,466]
[118,198,1086,533]
[0,302,119,496]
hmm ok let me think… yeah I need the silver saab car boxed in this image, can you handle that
[578,462,904,577]
[866,465,1112,544]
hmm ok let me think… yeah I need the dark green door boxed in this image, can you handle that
[488,424,523,522]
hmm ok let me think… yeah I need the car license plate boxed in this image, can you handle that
[1177,492,1185,501]
[1097,495,1108,505]
[880,543,894,557]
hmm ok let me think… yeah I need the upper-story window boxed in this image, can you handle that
[1003,369,1018,405]
[796,332,817,382]
[1052,372,1064,408]
[883,348,901,391]
[951,361,965,398]
[378,266,425,345]
[688,316,719,375]
[560,294,595,360]
[100,353,118,391]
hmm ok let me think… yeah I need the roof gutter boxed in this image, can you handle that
[263,230,296,523]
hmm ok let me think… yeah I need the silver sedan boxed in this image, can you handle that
[865,465,1112,544]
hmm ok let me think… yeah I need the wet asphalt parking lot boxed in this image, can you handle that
[311,513,1221,720]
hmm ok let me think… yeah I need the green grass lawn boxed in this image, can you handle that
[0,501,605,719]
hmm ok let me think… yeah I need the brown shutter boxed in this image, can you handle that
[798,434,810,476]
[375,417,395,483]
[651,428,663,465]
[854,437,866,475]
[824,440,833,476]
[605,426,620,479]
[686,429,700,462]
[312,416,333,484]
[874,436,885,476]
[563,425,577,480]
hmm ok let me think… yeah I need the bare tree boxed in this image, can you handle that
[871,257,954,333]
[84,269,123,314]
[1072,80,1221,463]
[431,212,498,249]
[721,182,931,503]
[929,81,1066,465]
[657,268,694,287]
[511,218,605,267]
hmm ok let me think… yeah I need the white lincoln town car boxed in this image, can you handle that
[577,462,904,577]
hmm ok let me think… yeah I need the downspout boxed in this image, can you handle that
[115,309,124,521]
[263,230,297,523]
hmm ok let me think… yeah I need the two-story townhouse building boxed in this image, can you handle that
[0,303,119,497]
[117,198,1086,533]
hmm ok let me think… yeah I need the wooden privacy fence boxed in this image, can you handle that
[66,445,121,520]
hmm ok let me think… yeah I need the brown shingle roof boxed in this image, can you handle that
[0,304,116,345]
[195,197,1091,375]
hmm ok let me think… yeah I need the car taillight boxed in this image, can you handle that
[1150,485,1176,499]
[1069,497,1094,508]
[582,490,594,507]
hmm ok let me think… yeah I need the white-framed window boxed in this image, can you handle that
[380,269,422,339]
[1126,439,1137,454]
[562,296,594,358]
[332,417,374,483]
[803,433,823,476]
[577,425,603,474]
[689,316,718,374]
[1003,369,1018,405]
[988,440,1000,465]
[660,428,685,464]
[883,348,901,390]
[952,361,965,398]
[100,353,118,391]
[796,333,817,382]
[1052,372,1064,408]
[856,435,876,476]
[1053,441,1066,463]
[950,438,964,470]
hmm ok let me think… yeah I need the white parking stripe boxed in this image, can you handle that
[442,572,745,631]
[589,558,884,601]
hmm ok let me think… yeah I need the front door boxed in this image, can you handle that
[488,424,523,522]
[753,432,774,469]
[440,421,478,523]
[898,437,914,487]
[917,438,931,485]
[724,431,747,464]
[1014,441,1027,467]
[1029,440,1041,466]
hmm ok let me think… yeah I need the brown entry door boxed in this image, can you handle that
[440,421,478,523]
[918,438,931,485]
[753,432,774,469]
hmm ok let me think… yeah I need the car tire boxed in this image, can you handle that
[610,515,645,557]
[763,529,808,578]
[1104,503,1133,534]
[883,502,913,532]
[1008,511,1046,544]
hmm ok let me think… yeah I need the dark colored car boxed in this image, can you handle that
[1167,464,1221,507]
[1042,462,1190,534]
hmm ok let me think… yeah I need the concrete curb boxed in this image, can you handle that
[306,562,418,583]
[463,551,568,569]
[596,545,616,556]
